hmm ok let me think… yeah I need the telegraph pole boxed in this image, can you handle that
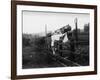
[45,24,47,36]
[74,18,78,48]
[45,24,48,49]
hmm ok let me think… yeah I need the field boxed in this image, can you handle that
[22,35,66,69]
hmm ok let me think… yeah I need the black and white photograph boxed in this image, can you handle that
[11,1,97,79]
[22,11,90,69]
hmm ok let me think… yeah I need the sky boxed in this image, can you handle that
[22,11,90,34]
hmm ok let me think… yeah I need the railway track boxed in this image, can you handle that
[48,52,80,67]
